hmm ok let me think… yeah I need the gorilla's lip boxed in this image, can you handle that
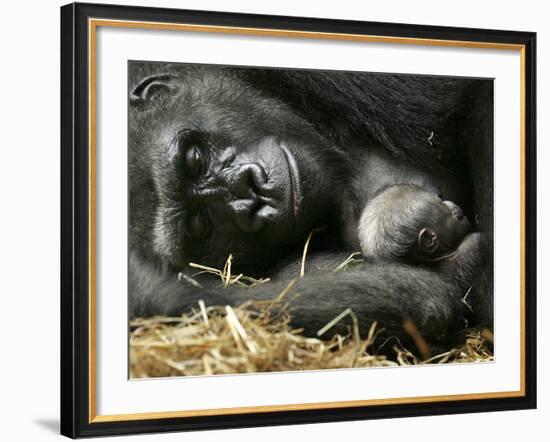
[280,144,301,218]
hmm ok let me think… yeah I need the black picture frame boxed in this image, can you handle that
[61,2,537,438]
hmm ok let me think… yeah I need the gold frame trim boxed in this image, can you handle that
[87,18,527,424]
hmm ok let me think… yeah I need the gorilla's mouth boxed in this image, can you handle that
[280,144,301,218]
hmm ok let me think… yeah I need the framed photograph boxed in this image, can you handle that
[60,2,537,438]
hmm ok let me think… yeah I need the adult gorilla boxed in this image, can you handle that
[129,62,493,356]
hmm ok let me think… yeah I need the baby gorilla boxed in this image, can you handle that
[358,185,482,290]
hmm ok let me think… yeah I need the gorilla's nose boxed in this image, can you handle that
[222,163,279,233]
[225,163,268,200]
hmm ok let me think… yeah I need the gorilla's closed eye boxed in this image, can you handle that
[177,130,207,179]
[184,144,203,178]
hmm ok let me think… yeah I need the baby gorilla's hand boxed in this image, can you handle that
[457,232,483,257]
[437,232,483,290]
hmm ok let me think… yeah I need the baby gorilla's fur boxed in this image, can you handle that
[358,185,482,290]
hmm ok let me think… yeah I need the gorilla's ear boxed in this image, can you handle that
[130,73,178,105]
[418,227,440,254]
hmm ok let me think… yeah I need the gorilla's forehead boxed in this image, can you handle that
[143,70,308,145]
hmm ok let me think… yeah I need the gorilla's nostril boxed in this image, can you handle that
[226,163,267,200]
[249,163,268,190]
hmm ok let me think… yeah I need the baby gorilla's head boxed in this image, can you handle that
[358,185,472,264]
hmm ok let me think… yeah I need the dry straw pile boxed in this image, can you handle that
[130,251,493,378]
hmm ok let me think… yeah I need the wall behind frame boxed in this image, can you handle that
[0,0,545,441]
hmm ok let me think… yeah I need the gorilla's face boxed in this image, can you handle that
[131,71,338,271]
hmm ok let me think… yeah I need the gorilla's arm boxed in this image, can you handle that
[130,252,467,355]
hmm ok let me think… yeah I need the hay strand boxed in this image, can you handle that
[130,258,493,378]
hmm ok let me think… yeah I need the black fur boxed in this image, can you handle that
[128,61,493,357]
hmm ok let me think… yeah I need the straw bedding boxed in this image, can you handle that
[130,254,493,378]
